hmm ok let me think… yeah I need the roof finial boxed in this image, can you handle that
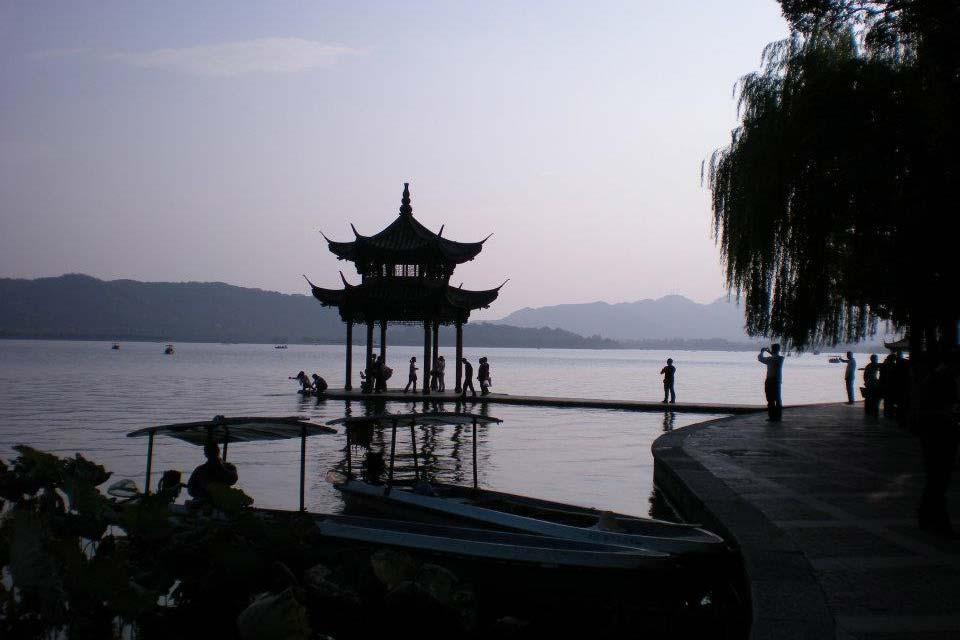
[399,182,413,216]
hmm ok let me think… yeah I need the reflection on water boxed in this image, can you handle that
[0,340,734,517]
[662,411,676,432]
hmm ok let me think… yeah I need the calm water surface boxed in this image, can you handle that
[0,340,871,517]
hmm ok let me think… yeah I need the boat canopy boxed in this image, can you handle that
[327,412,502,429]
[128,416,336,509]
[127,416,336,445]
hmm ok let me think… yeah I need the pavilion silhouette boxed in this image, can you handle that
[307,183,506,393]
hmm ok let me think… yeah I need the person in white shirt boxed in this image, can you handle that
[838,351,857,403]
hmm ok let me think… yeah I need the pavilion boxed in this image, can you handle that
[307,183,505,394]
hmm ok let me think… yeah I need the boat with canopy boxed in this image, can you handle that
[327,412,726,556]
[125,415,674,576]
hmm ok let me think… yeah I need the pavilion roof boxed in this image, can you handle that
[324,184,491,265]
[307,276,506,324]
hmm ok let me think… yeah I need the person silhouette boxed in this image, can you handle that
[838,351,857,403]
[187,441,238,502]
[861,354,880,415]
[478,357,492,395]
[461,358,476,397]
[660,358,676,403]
[311,373,328,394]
[758,344,784,421]
[403,357,418,393]
[436,355,446,392]
[289,371,313,393]
[375,355,388,392]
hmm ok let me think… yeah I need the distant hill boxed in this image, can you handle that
[496,295,755,342]
[0,274,618,349]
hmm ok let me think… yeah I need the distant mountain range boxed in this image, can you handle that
[0,274,620,349]
[496,295,755,343]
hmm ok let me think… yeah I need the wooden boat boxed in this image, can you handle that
[111,342,120,350]
[328,412,727,556]
[126,416,672,578]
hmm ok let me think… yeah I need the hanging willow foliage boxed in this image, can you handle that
[707,24,957,351]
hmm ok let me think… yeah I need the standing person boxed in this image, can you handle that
[478,357,492,395]
[461,357,476,397]
[430,356,440,391]
[758,344,785,421]
[879,352,898,417]
[374,355,387,393]
[436,355,446,392]
[403,357,418,393]
[660,358,676,404]
[838,351,857,403]
[360,354,377,393]
[862,354,881,416]
[913,353,959,536]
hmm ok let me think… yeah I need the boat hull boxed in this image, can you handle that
[335,480,727,556]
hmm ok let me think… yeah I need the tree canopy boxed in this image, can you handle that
[707,0,959,351]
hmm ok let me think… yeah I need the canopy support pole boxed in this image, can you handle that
[386,420,397,495]
[431,321,440,390]
[299,424,307,511]
[344,320,353,390]
[422,320,431,395]
[222,427,229,461]
[455,321,463,393]
[366,321,374,390]
[410,424,420,481]
[380,319,387,360]
[345,426,352,479]
[144,430,155,495]
[472,417,478,491]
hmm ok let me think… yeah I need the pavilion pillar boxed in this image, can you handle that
[344,320,353,390]
[455,320,463,393]
[365,321,374,387]
[422,320,432,395]
[380,319,387,360]
[432,321,440,391]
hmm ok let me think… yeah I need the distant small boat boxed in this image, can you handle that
[275,344,288,349]
[164,344,175,355]
[111,343,120,350]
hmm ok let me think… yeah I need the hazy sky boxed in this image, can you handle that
[0,1,788,319]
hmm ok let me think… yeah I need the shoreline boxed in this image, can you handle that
[0,335,888,353]
[653,404,960,639]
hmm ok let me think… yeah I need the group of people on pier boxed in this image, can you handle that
[289,355,493,398]
[379,354,493,397]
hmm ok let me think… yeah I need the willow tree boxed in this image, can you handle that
[707,1,959,351]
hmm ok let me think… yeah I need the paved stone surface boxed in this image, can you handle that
[653,404,960,640]
[318,388,763,414]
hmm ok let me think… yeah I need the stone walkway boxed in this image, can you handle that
[653,404,960,640]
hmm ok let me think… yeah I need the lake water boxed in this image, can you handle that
[0,340,873,517]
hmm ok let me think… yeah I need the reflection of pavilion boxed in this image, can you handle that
[308,183,505,393]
